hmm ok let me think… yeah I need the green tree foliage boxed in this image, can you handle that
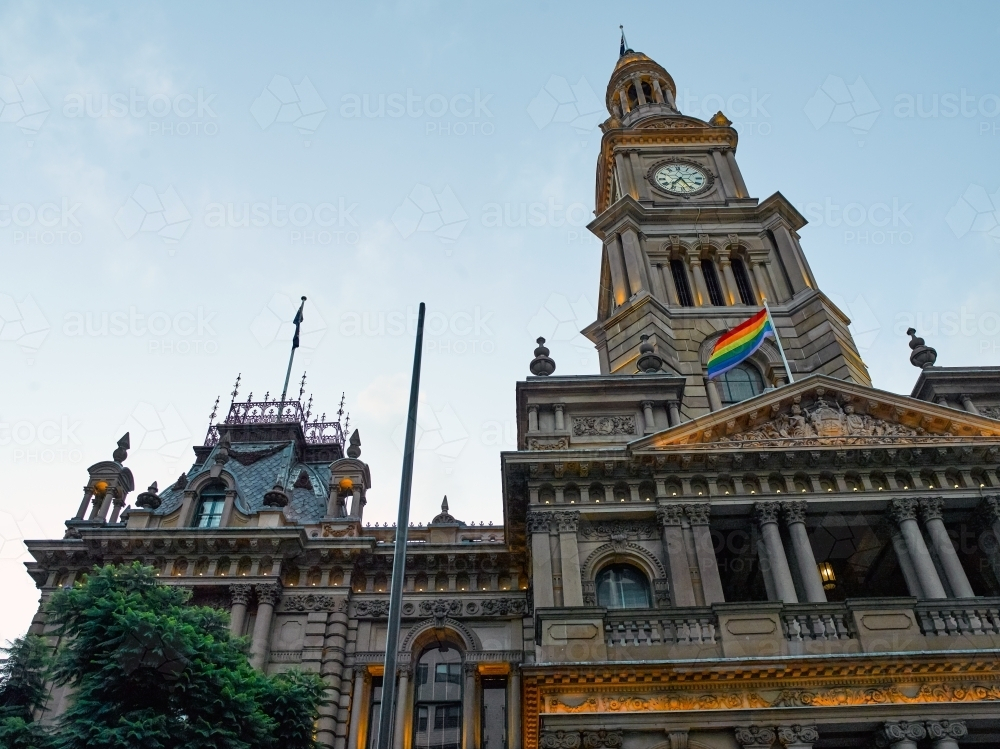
[45,562,325,749]
[0,633,55,748]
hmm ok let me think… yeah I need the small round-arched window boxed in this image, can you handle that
[194,483,227,528]
[716,362,764,405]
[596,564,651,609]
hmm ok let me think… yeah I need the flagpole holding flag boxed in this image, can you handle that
[762,296,794,384]
[280,296,306,402]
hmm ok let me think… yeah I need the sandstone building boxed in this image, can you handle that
[24,44,1000,749]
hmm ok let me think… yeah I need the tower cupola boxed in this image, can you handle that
[605,48,677,127]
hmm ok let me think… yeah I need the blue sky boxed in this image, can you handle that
[1,1,999,642]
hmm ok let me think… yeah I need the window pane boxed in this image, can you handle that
[413,645,463,749]
[718,363,764,405]
[366,677,383,749]
[481,678,507,749]
[596,564,651,609]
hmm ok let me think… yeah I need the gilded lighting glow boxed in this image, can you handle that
[817,561,836,590]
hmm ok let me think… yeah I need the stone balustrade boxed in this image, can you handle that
[780,603,853,641]
[604,609,717,647]
[915,598,1000,637]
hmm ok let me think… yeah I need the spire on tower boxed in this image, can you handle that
[619,25,632,57]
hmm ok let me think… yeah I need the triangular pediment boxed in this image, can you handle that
[631,374,1000,451]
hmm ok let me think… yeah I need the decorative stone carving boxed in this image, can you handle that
[353,600,390,618]
[981,405,1000,420]
[782,500,806,525]
[527,437,570,451]
[684,503,710,525]
[919,496,944,522]
[656,506,685,526]
[754,501,781,525]
[582,730,623,748]
[734,726,776,749]
[653,578,671,607]
[580,519,657,540]
[419,599,463,622]
[925,720,967,741]
[229,583,252,606]
[227,443,286,466]
[479,598,528,616]
[135,482,161,509]
[777,725,818,746]
[889,497,919,524]
[526,511,553,534]
[280,594,347,612]
[321,523,357,538]
[875,721,926,747]
[530,337,556,376]
[981,495,1000,524]
[255,582,282,607]
[540,731,581,749]
[572,415,636,437]
[554,511,579,533]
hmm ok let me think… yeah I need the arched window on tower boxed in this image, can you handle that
[194,483,226,528]
[596,564,651,609]
[716,363,765,406]
[413,644,463,749]
[701,259,725,306]
[731,258,756,305]
[669,259,694,307]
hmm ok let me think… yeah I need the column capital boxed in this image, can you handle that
[754,501,781,525]
[888,497,919,524]
[553,403,564,413]
[925,720,967,741]
[683,503,710,525]
[656,505,685,526]
[919,496,944,522]
[229,583,252,606]
[396,665,413,680]
[777,725,818,747]
[734,726,776,749]
[640,399,654,409]
[527,404,539,414]
[462,661,478,677]
[526,511,553,534]
[875,721,926,747]
[782,500,807,525]
[981,495,1000,523]
[255,582,282,607]
[554,511,579,533]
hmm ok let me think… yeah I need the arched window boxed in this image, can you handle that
[194,484,226,528]
[716,363,764,405]
[670,259,694,307]
[701,259,725,306]
[731,258,756,305]
[413,644,463,749]
[596,564,651,609]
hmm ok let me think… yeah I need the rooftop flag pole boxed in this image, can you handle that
[376,301,426,749]
[280,296,307,402]
[763,296,794,384]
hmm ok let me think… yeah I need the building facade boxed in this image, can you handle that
[24,45,1000,749]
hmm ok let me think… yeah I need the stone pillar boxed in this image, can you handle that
[936,396,950,407]
[889,499,946,599]
[925,720,967,749]
[392,666,410,749]
[318,600,350,746]
[641,401,655,434]
[667,399,681,426]
[688,257,708,306]
[960,394,979,415]
[508,666,521,749]
[229,583,251,637]
[768,220,811,294]
[349,487,364,518]
[656,506,697,606]
[735,726,776,749]
[527,405,538,433]
[462,662,477,749]
[749,258,772,303]
[777,726,819,749]
[556,512,583,607]
[685,504,724,604]
[876,721,926,749]
[782,501,827,603]
[108,497,125,524]
[719,256,738,305]
[76,489,94,519]
[620,227,650,296]
[527,512,555,608]
[249,582,281,670]
[553,404,565,431]
[346,669,367,749]
[920,497,975,598]
[661,263,680,305]
[891,530,924,598]
[754,502,798,603]
[706,379,723,412]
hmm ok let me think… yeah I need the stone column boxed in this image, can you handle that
[685,504,724,604]
[657,506,697,606]
[605,234,628,305]
[349,487,364,518]
[735,726,776,749]
[318,600,351,746]
[960,394,979,415]
[527,405,538,433]
[661,263,680,305]
[527,512,555,607]
[556,512,583,606]
[926,720,967,749]
[777,725,818,749]
[782,501,827,603]
[553,404,565,431]
[462,662,477,749]
[705,379,723,412]
[392,666,410,749]
[754,502,798,603]
[876,721,926,749]
[688,257,709,306]
[229,583,252,637]
[889,499,946,599]
[667,399,681,426]
[249,582,281,670]
[920,497,975,598]
[718,256,738,305]
[980,496,1000,582]
[508,666,521,749]
[891,530,924,598]
[749,258,772,302]
[346,669,367,749]
[641,401,656,434]
[76,489,94,519]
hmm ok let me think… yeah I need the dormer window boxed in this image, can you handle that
[194,484,226,528]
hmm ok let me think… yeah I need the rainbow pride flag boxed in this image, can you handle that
[707,308,774,379]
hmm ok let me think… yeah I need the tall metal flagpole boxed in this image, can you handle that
[376,302,426,749]
[280,296,307,402]
[762,296,794,384]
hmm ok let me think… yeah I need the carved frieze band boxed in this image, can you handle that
[572,415,636,437]
[350,596,529,619]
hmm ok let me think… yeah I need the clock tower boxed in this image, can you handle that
[583,45,871,418]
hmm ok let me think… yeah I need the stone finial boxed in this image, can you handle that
[709,111,732,127]
[173,472,188,490]
[263,483,289,507]
[441,495,449,514]
[636,334,664,373]
[347,429,361,459]
[113,433,130,463]
[136,481,161,510]
[431,495,461,525]
[529,337,556,376]
[907,327,937,368]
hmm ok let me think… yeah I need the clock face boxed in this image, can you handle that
[653,163,708,195]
